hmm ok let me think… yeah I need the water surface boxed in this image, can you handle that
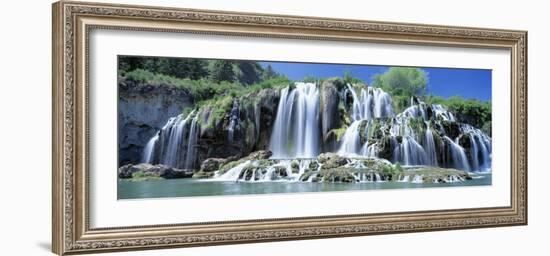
[118,174,491,199]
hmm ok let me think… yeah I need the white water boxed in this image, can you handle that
[338,121,362,155]
[339,88,491,172]
[444,136,471,171]
[270,82,320,158]
[141,132,158,163]
[460,124,492,171]
[184,116,199,169]
[140,111,199,170]
[139,80,491,176]
[227,100,239,144]
[347,85,394,121]
[393,136,428,165]
[338,85,394,156]
[214,160,252,181]
[424,125,438,166]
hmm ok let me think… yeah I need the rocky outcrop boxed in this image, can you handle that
[118,163,193,180]
[320,79,343,151]
[214,150,273,176]
[398,166,472,183]
[192,157,229,178]
[118,79,194,166]
[194,89,280,167]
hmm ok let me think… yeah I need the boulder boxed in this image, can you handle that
[318,168,357,183]
[200,158,227,173]
[117,163,193,180]
[247,150,272,160]
[317,153,348,169]
[320,79,342,140]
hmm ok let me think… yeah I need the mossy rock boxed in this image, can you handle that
[318,168,357,183]
[192,171,215,179]
[291,160,300,173]
[439,120,461,139]
[317,153,348,169]
[402,166,472,183]
[216,150,272,175]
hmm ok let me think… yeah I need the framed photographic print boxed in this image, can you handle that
[52,1,527,255]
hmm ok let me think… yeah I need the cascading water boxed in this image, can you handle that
[184,116,199,169]
[338,121,362,155]
[139,79,491,180]
[444,136,471,171]
[338,85,394,156]
[227,100,239,144]
[140,110,199,170]
[393,136,428,165]
[459,124,492,171]
[270,82,320,158]
[337,85,491,172]
[141,133,158,163]
[347,85,394,121]
[424,125,438,166]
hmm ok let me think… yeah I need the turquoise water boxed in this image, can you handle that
[118,174,491,199]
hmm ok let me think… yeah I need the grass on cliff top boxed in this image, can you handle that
[124,68,290,103]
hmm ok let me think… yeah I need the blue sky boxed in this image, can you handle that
[260,61,491,101]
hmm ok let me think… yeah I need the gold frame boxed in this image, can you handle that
[52,1,528,255]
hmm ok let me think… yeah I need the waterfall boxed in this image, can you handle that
[138,78,491,175]
[432,104,455,121]
[139,110,199,170]
[214,161,252,181]
[459,124,492,172]
[227,100,239,144]
[393,136,428,165]
[338,85,394,156]
[270,82,320,158]
[338,121,362,155]
[347,84,394,121]
[184,116,199,169]
[336,90,491,172]
[444,136,470,171]
[142,132,158,163]
[424,125,438,166]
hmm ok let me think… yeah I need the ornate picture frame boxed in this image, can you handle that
[52,1,527,255]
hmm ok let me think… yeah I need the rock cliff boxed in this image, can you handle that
[118,79,194,165]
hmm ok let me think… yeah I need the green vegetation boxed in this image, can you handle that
[425,95,491,135]
[120,56,282,86]
[121,56,491,133]
[119,56,208,80]
[130,171,164,181]
[343,70,364,85]
[367,67,491,134]
[210,60,236,83]
[371,67,428,112]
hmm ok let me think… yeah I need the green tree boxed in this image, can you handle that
[210,60,235,83]
[236,61,263,85]
[372,67,428,96]
[163,58,208,79]
[187,59,209,80]
[262,65,278,80]
[118,56,145,74]
[371,67,428,112]
[302,75,318,83]
[343,70,364,84]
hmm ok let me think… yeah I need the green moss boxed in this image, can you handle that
[243,118,256,147]
[329,127,347,141]
[217,161,241,175]
[130,171,164,181]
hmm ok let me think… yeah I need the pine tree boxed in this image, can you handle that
[210,60,235,83]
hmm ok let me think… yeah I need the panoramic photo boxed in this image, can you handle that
[117,56,492,199]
